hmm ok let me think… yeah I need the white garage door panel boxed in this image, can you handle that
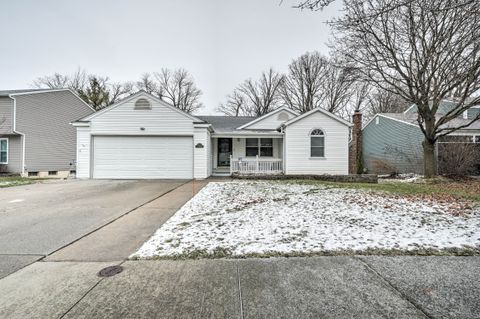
[93,136,193,179]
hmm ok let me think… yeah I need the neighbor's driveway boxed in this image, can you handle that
[0,179,188,277]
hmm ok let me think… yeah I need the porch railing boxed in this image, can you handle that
[230,155,283,175]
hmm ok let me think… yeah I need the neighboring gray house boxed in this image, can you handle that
[363,101,480,174]
[0,89,94,177]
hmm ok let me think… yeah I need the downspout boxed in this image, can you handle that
[280,125,286,174]
[11,95,27,177]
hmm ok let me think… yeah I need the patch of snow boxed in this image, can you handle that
[8,199,24,203]
[379,173,424,184]
[133,181,480,258]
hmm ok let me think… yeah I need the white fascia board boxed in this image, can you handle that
[281,108,352,128]
[403,103,417,114]
[89,133,195,137]
[71,121,91,127]
[8,88,71,96]
[362,114,380,131]
[236,107,300,130]
[194,123,214,132]
[378,114,419,128]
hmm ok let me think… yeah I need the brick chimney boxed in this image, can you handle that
[349,110,363,174]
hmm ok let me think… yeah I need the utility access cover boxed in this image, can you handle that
[98,265,124,277]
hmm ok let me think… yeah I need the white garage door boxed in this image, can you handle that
[92,136,193,179]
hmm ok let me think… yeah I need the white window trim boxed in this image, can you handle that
[245,138,274,158]
[310,129,326,159]
[0,138,8,164]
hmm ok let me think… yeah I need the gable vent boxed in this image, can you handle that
[277,112,289,121]
[134,98,152,110]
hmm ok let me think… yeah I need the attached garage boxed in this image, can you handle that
[92,136,193,179]
[73,91,212,180]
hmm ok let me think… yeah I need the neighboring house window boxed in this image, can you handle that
[245,138,273,157]
[0,138,8,164]
[134,98,152,110]
[310,129,325,157]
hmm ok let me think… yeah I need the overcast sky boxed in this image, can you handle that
[0,0,341,114]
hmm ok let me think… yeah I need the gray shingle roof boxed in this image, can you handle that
[380,113,480,130]
[197,116,257,133]
[0,89,64,97]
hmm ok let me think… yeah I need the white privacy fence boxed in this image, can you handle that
[230,156,283,174]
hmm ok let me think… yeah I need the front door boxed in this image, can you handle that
[217,138,232,166]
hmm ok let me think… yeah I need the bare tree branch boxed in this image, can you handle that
[220,68,284,116]
[330,0,480,177]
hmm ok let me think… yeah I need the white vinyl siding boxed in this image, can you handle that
[194,127,210,179]
[284,112,349,175]
[89,97,193,135]
[244,110,296,130]
[92,136,193,179]
[76,127,91,178]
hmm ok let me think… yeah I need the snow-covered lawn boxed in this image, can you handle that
[133,181,480,259]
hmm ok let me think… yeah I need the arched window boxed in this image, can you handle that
[134,98,152,110]
[310,129,325,157]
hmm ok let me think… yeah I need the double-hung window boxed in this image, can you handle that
[0,138,8,164]
[245,138,273,157]
[310,129,325,157]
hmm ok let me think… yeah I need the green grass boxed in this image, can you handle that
[132,246,480,260]
[283,179,480,202]
[0,176,36,188]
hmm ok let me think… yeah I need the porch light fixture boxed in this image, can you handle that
[140,127,145,131]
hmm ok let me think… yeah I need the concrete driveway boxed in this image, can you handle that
[0,179,190,277]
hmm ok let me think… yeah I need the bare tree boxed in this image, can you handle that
[110,81,134,104]
[217,91,247,116]
[152,68,203,114]
[32,68,87,92]
[365,87,410,119]
[294,0,336,10]
[350,81,371,113]
[220,68,284,116]
[329,0,480,177]
[281,51,328,113]
[321,59,358,115]
[136,73,160,96]
[32,69,133,109]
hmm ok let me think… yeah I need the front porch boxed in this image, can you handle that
[212,136,283,176]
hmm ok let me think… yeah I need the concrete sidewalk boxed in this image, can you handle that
[1,256,479,319]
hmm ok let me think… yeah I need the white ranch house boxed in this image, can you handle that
[72,91,351,179]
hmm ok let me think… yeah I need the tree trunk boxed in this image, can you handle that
[422,138,437,178]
